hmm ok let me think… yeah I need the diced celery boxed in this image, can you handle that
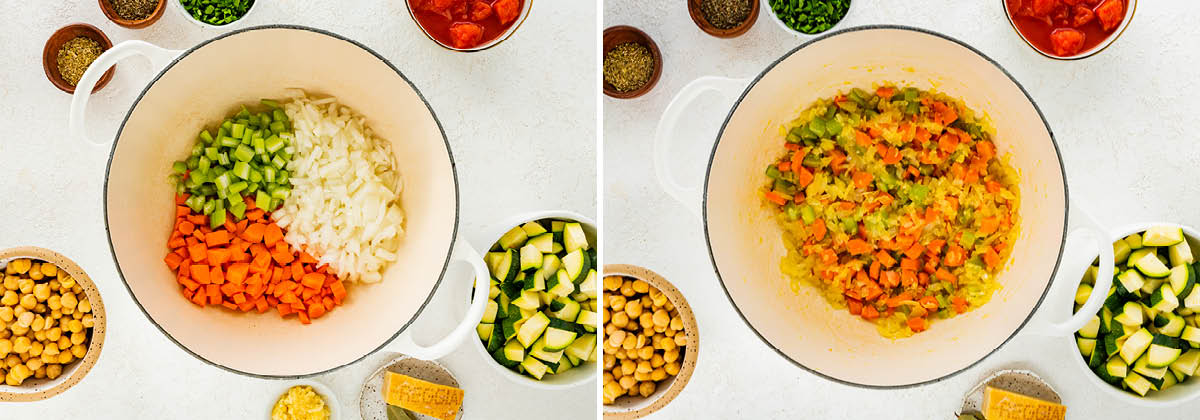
[198,129,214,144]
[269,121,286,133]
[217,152,230,167]
[172,162,187,174]
[214,172,231,191]
[209,209,226,229]
[231,123,245,138]
[255,190,272,211]
[261,99,280,108]
[252,137,265,155]
[204,147,219,161]
[265,135,284,153]
[263,166,276,183]
[232,162,251,180]
[271,155,286,169]
[233,145,254,162]
[219,135,239,148]
[228,182,248,194]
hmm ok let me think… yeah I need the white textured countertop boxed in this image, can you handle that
[0,1,596,418]
[604,0,1198,418]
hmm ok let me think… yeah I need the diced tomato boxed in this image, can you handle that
[469,1,493,21]
[493,0,520,25]
[448,22,484,49]
[1071,5,1094,27]
[1049,28,1086,56]
[1094,0,1124,31]
[1031,0,1059,16]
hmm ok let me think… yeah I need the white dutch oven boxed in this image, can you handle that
[654,25,1115,388]
[68,25,490,378]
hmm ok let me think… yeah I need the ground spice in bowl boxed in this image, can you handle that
[603,42,654,93]
[56,37,104,87]
[700,0,752,30]
[108,0,158,20]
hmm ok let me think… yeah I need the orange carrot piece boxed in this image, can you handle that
[811,219,827,240]
[934,268,957,285]
[242,223,267,243]
[983,248,1002,269]
[795,167,814,187]
[164,253,184,271]
[220,282,244,296]
[308,303,326,319]
[264,224,284,247]
[764,191,790,206]
[861,305,880,320]
[876,250,897,268]
[272,249,295,265]
[206,249,230,266]
[298,311,311,325]
[919,296,939,311]
[178,221,196,235]
[846,239,872,255]
[209,265,225,285]
[190,264,211,284]
[301,273,325,289]
[205,230,230,247]
[907,317,928,332]
[188,243,208,263]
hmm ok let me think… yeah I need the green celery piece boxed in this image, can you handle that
[269,186,290,200]
[228,181,248,194]
[232,161,251,180]
[230,122,245,138]
[219,135,240,148]
[272,109,287,123]
[264,135,284,153]
[201,199,216,215]
[204,147,219,161]
[198,129,214,144]
[263,166,276,183]
[233,145,254,162]
[172,162,187,174]
[229,201,247,220]
[209,209,226,230]
[214,172,231,191]
[248,169,262,183]
[271,155,286,169]
[252,137,265,155]
[255,190,272,211]
[217,152,230,167]
[261,99,280,109]
[269,121,286,133]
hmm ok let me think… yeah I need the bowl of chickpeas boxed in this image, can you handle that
[0,247,104,402]
[602,264,697,419]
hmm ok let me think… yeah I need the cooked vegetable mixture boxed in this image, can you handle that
[763,85,1020,337]
[1074,226,1200,397]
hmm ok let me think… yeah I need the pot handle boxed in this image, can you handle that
[1030,205,1115,337]
[385,235,491,360]
[69,40,182,146]
[653,76,749,220]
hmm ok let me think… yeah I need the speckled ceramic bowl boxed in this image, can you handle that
[358,355,463,420]
[0,247,106,402]
[602,264,698,420]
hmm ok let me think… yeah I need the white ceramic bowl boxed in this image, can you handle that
[172,0,259,29]
[1002,0,1137,60]
[267,380,341,420]
[760,0,860,39]
[1062,222,1200,408]
[467,210,598,389]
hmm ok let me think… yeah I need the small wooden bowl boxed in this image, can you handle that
[602,26,663,100]
[602,264,699,420]
[98,0,167,29]
[42,23,115,94]
[687,0,759,38]
[0,247,107,402]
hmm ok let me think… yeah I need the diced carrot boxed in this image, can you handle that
[177,220,196,235]
[264,224,284,247]
[868,127,882,138]
[164,253,184,271]
[811,219,827,240]
[298,251,318,264]
[176,206,191,217]
[188,243,208,263]
[190,264,211,284]
[223,216,237,234]
[277,304,294,317]
[209,265,225,285]
[847,298,863,315]
[255,297,270,313]
[205,230,230,247]
[206,248,231,266]
[190,290,207,306]
[777,161,792,173]
[976,140,995,161]
[301,273,325,289]
[854,130,872,146]
[225,263,249,285]
[272,249,295,265]
[943,245,966,267]
[952,296,968,314]
[886,292,912,308]
[900,270,918,288]
[875,86,895,99]
[279,291,299,304]
[764,191,790,206]
[308,303,326,319]
[179,277,200,292]
[935,268,957,285]
[206,284,221,303]
[875,250,897,268]
[925,239,945,256]
[187,214,207,226]
[983,248,1002,269]
[330,280,347,301]
[298,311,311,325]
[881,270,900,288]
[846,239,872,255]
[919,296,939,311]
[868,261,881,280]
[938,132,959,154]
[794,167,814,188]
[861,305,880,320]
[242,223,267,243]
[907,317,928,332]
[903,244,925,260]
[979,217,1000,236]
[249,243,268,258]
[852,171,874,189]
[220,282,244,296]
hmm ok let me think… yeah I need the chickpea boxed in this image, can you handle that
[0,339,11,356]
[57,352,73,364]
[11,259,32,274]
[603,275,623,291]
[39,263,57,278]
[603,371,614,384]
[670,317,683,331]
[78,299,91,313]
[604,323,617,335]
[653,309,670,327]
[61,292,77,310]
[46,363,62,380]
[608,330,626,348]
[31,315,44,332]
[57,336,70,350]
[16,310,33,327]
[674,334,688,347]
[46,327,61,341]
[651,353,665,368]
[651,367,667,381]
[70,332,86,346]
[665,362,681,376]
[619,281,635,297]
[12,336,31,354]
[71,344,86,358]
[43,342,59,356]
[637,346,654,360]
[27,267,42,281]
[47,295,61,310]
[618,375,637,390]
[664,348,680,363]
[603,353,616,369]
[59,276,75,290]
[32,284,50,302]
[2,276,16,290]
[29,341,43,357]
[33,330,46,342]
[67,319,83,334]
[0,306,12,322]
[33,365,46,380]
[632,280,650,294]
[625,301,642,318]
[621,334,636,350]
[81,314,94,329]
[5,354,20,367]
[10,324,29,337]
[608,295,626,311]
[26,358,43,371]
[611,311,629,329]
[634,371,650,381]
[603,382,623,403]
[0,290,16,306]
[638,381,656,398]
[639,313,654,329]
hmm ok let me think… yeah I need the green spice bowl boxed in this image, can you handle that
[172,0,258,29]
[761,0,858,39]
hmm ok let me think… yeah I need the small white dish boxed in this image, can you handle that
[760,0,859,39]
[358,355,463,420]
[268,380,341,420]
[171,0,259,29]
[467,210,599,390]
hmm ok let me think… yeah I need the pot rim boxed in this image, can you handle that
[698,24,1071,389]
[100,24,460,379]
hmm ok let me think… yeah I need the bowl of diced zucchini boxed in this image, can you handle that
[471,211,598,389]
[1071,224,1200,406]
